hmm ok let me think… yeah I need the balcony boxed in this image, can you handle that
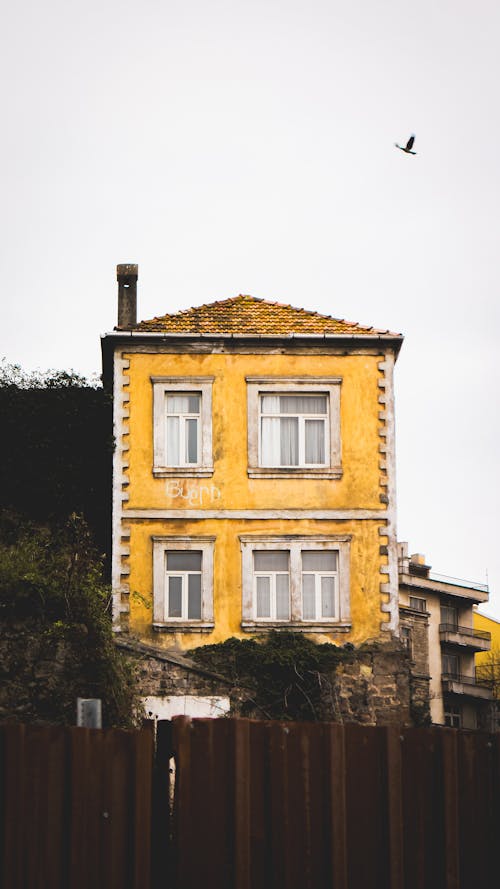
[442,671,493,700]
[439,623,491,652]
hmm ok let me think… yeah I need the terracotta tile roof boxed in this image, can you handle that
[136,295,400,337]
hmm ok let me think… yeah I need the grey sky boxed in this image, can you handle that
[1,0,499,614]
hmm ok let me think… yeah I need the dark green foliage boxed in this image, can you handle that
[0,511,136,727]
[0,362,112,552]
[190,632,351,721]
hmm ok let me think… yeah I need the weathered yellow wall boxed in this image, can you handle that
[474,611,500,683]
[127,517,387,650]
[121,348,389,650]
[125,351,383,510]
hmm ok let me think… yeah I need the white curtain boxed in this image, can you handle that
[166,416,180,464]
[321,576,335,618]
[304,419,325,463]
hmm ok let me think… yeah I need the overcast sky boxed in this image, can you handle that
[1,0,499,616]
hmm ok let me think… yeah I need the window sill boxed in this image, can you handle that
[152,622,215,633]
[241,621,352,634]
[153,467,214,478]
[247,467,343,480]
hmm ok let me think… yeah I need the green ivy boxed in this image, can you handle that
[190,633,354,721]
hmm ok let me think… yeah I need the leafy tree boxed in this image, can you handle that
[0,361,112,553]
[0,511,136,727]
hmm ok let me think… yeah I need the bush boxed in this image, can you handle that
[0,512,136,727]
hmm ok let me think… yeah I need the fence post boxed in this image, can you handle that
[441,730,460,889]
[233,719,251,889]
[326,723,348,889]
[385,726,404,889]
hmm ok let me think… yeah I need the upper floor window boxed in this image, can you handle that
[440,604,458,628]
[260,394,328,467]
[151,376,214,477]
[246,377,342,479]
[409,596,427,613]
[166,394,201,466]
[240,535,350,631]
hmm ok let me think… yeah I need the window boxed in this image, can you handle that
[240,536,350,631]
[166,394,201,466]
[302,551,337,620]
[409,596,427,613]
[442,653,460,677]
[254,551,290,620]
[400,625,413,657]
[246,377,342,479]
[151,377,214,477]
[260,394,328,467]
[444,704,462,728]
[152,536,215,631]
[440,604,458,628]
[165,551,202,619]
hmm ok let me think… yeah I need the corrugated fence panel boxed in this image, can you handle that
[168,718,500,889]
[0,723,154,889]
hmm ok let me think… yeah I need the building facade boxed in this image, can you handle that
[101,265,403,658]
[398,544,492,729]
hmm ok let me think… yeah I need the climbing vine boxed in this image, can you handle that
[190,632,356,721]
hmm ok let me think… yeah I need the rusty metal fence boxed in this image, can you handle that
[0,722,153,889]
[1,719,500,889]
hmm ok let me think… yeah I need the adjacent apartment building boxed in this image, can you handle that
[398,544,493,730]
[101,265,403,655]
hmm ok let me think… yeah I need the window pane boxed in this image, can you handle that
[305,419,325,463]
[441,605,458,627]
[280,417,298,465]
[279,395,327,414]
[321,576,335,618]
[302,574,316,619]
[261,395,280,414]
[168,576,182,617]
[276,574,290,620]
[302,551,337,571]
[256,576,271,618]
[188,574,202,619]
[185,418,198,463]
[254,551,289,571]
[166,394,200,413]
[261,417,281,465]
[166,416,180,465]
[167,551,202,571]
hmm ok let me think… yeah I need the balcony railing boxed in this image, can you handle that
[439,623,491,642]
[442,671,494,689]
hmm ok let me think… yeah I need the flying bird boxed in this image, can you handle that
[395,135,416,154]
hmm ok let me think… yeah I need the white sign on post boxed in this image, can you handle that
[77,697,102,728]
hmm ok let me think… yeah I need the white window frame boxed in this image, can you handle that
[246,377,342,479]
[151,376,214,477]
[240,535,351,632]
[152,536,215,632]
[253,551,290,621]
[301,552,338,621]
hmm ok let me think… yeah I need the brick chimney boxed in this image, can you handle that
[117,263,138,328]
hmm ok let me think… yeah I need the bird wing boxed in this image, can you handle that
[406,135,415,151]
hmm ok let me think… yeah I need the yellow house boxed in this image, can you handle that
[101,264,403,653]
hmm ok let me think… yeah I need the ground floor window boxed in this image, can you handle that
[152,536,215,631]
[444,702,462,728]
[240,535,351,631]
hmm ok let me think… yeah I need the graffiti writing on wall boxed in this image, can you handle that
[166,481,221,507]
